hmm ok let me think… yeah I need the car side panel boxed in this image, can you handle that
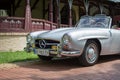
[68,29,112,55]
[109,29,120,54]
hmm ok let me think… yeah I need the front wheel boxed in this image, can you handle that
[78,40,100,66]
[38,55,53,61]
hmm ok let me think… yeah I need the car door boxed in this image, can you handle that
[109,29,120,54]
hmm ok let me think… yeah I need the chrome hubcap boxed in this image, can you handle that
[86,43,98,63]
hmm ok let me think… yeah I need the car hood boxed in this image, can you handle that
[37,27,74,41]
[36,27,109,41]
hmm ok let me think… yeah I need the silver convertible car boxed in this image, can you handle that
[25,14,120,66]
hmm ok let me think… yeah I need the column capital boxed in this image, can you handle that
[68,0,73,10]
[27,0,30,5]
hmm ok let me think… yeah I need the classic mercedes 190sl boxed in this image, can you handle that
[25,14,120,66]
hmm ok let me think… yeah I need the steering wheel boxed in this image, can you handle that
[95,22,106,27]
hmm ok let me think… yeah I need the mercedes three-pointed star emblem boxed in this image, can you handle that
[39,39,46,49]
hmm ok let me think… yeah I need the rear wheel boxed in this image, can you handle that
[38,55,53,61]
[78,40,100,66]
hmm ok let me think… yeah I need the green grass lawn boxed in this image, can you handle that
[0,51,38,64]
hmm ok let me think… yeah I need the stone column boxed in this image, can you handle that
[25,0,32,32]
[56,0,61,28]
[68,0,73,27]
[49,0,53,22]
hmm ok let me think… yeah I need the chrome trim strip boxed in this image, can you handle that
[61,51,81,57]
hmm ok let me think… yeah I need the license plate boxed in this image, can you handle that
[36,49,49,56]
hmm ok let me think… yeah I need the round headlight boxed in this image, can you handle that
[62,34,72,50]
[62,34,70,44]
[27,34,32,42]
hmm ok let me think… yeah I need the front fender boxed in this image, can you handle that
[72,35,109,55]
[70,39,87,55]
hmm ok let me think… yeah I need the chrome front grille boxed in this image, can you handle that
[35,39,59,49]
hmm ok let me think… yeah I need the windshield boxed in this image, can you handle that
[76,16,110,28]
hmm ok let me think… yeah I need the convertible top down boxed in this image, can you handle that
[25,14,120,66]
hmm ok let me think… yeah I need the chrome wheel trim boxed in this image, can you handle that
[85,43,98,64]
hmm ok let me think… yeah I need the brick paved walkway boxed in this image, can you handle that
[0,55,120,80]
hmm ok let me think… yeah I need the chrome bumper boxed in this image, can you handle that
[33,49,81,57]
[24,43,81,57]
[60,51,81,57]
[50,50,81,57]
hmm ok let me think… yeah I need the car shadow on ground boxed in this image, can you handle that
[98,54,120,63]
[14,54,120,72]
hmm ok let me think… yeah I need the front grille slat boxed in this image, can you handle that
[35,39,59,49]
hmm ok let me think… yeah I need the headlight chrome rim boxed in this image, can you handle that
[27,35,31,42]
[62,34,72,50]
[62,34,70,44]
[27,34,34,43]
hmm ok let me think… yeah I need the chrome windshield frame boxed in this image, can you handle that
[75,15,112,29]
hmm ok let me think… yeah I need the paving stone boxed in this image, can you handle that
[0,55,119,80]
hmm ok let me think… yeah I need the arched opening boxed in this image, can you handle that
[89,2,110,16]
[61,4,76,25]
